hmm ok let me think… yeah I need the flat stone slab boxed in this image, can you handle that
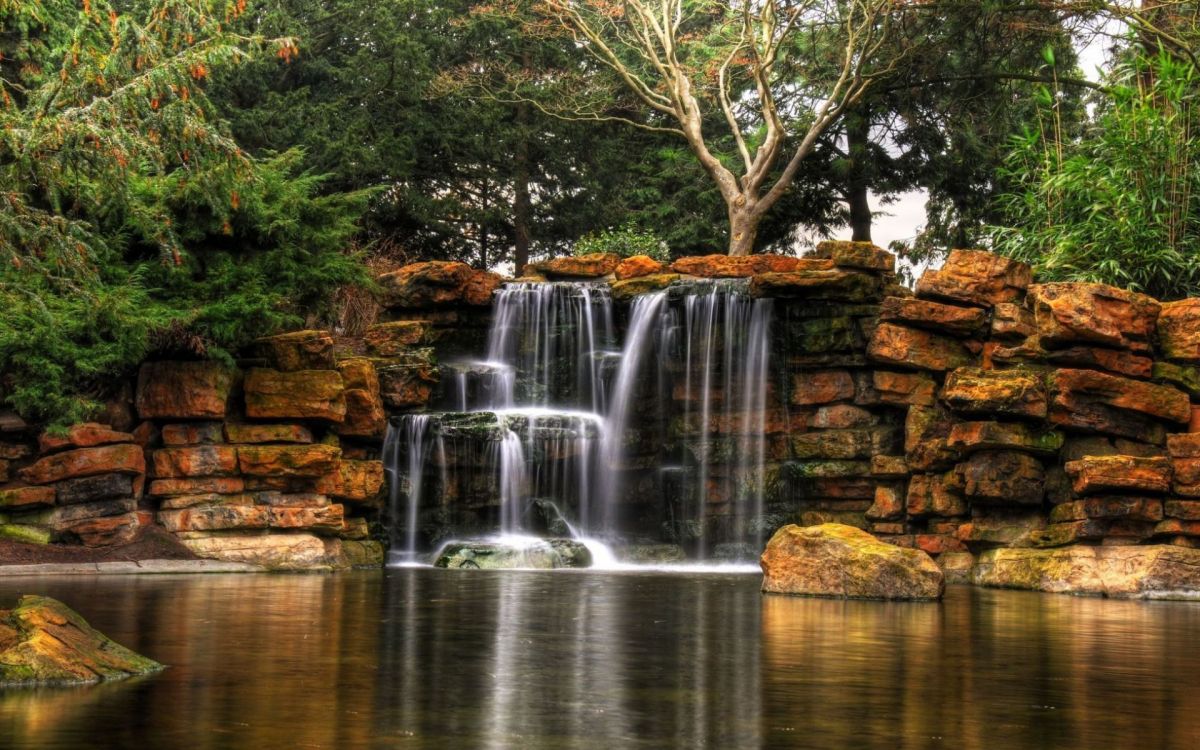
[0,559,266,577]
[973,545,1200,599]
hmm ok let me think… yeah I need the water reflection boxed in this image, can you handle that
[0,573,1198,749]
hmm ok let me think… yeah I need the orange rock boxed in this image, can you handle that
[135,361,235,419]
[160,423,224,447]
[19,444,145,486]
[1065,455,1172,496]
[811,240,895,272]
[335,358,385,438]
[255,330,335,371]
[1028,282,1160,353]
[872,370,936,407]
[315,460,385,503]
[1165,500,1200,520]
[1042,345,1153,379]
[671,254,823,278]
[955,450,1045,505]
[1153,519,1200,537]
[63,512,147,547]
[940,367,1047,419]
[791,370,855,405]
[748,268,880,301]
[527,253,621,279]
[1048,368,1191,440]
[223,423,314,445]
[906,473,966,518]
[243,368,346,423]
[378,261,502,308]
[148,477,245,497]
[1173,458,1200,496]
[915,249,1031,308]
[237,444,341,478]
[1051,498,1163,523]
[267,504,344,531]
[878,297,988,336]
[866,484,904,520]
[945,421,1063,456]
[1192,406,1200,433]
[915,534,966,555]
[867,322,973,372]
[363,321,434,356]
[151,446,239,478]
[37,423,134,455]
[614,255,665,280]
[990,302,1036,342]
[158,504,269,532]
[1158,299,1200,363]
[0,486,56,509]
[1168,433,1200,458]
[809,404,876,429]
[376,350,439,410]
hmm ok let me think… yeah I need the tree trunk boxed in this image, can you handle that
[512,81,533,273]
[846,109,873,243]
[728,204,760,256]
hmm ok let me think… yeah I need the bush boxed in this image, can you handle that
[989,51,1200,300]
[573,223,671,262]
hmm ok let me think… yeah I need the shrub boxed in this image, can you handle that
[573,223,671,262]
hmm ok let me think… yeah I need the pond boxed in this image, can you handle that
[2,569,1199,749]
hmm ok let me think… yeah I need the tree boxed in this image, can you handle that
[493,0,901,255]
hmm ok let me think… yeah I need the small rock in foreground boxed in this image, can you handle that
[0,595,163,685]
[760,523,944,600]
[434,538,593,569]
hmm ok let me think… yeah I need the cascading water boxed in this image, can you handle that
[381,276,776,562]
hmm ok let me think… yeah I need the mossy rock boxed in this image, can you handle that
[0,595,164,686]
[434,538,593,569]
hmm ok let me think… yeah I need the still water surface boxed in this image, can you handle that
[1,569,1198,749]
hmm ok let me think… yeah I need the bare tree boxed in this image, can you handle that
[508,0,901,255]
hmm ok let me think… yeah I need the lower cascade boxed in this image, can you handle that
[382,279,777,564]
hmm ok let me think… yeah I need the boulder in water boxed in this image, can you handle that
[972,545,1200,599]
[760,523,944,600]
[434,538,593,569]
[0,595,163,685]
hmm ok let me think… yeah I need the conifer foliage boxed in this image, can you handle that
[0,0,368,425]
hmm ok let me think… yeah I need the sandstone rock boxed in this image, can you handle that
[335,358,386,438]
[37,423,134,455]
[376,350,440,410]
[0,595,163,685]
[990,302,1036,341]
[870,455,908,478]
[791,369,855,405]
[1051,498,1164,523]
[527,253,620,279]
[905,473,966,518]
[158,503,268,532]
[872,370,936,407]
[973,545,1200,599]
[955,450,1044,505]
[435,538,593,569]
[237,444,341,478]
[244,368,346,423]
[378,261,502,308]
[63,511,147,546]
[314,460,384,503]
[1024,519,1107,547]
[811,240,895,272]
[760,523,944,600]
[1048,368,1191,440]
[1157,298,1200,363]
[672,254,821,278]
[0,486,55,509]
[151,445,238,478]
[790,428,897,460]
[0,443,32,460]
[941,367,1047,419]
[363,321,435,356]
[749,268,880,301]
[866,484,904,520]
[1165,500,1200,519]
[614,255,666,279]
[135,361,234,419]
[915,249,1031,308]
[938,551,976,584]
[267,503,344,531]
[1065,455,1172,496]
[867,322,973,371]
[255,330,335,372]
[905,405,959,471]
[1042,346,1153,379]
[159,493,250,510]
[19,443,145,486]
[609,273,680,301]
[946,422,1063,456]
[325,538,385,568]
[160,422,224,447]
[55,473,134,505]
[1152,361,1200,398]
[223,423,314,445]
[28,498,139,530]
[810,404,877,429]
[878,297,988,336]
[148,477,245,497]
[956,512,1046,547]
[179,532,334,570]
[1028,282,1159,353]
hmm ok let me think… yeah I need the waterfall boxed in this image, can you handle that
[497,426,527,535]
[384,414,442,563]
